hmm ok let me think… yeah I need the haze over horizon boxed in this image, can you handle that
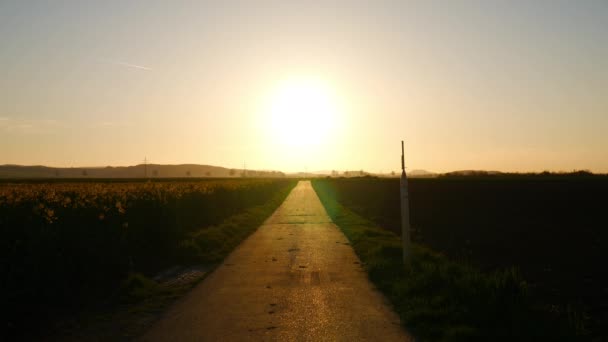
[1,1,607,173]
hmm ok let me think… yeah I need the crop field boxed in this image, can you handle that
[313,176,608,339]
[0,178,296,337]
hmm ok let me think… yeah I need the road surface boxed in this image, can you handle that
[142,181,410,341]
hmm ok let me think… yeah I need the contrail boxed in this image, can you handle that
[113,61,152,71]
[100,59,152,71]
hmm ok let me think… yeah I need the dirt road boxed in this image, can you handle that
[142,181,410,341]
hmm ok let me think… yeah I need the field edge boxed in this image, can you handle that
[311,179,587,342]
[49,180,298,341]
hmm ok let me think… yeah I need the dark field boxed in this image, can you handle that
[0,178,296,338]
[314,176,608,338]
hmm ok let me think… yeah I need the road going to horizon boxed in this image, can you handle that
[142,181,410,341]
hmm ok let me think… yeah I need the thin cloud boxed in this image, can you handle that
[101,59,152,71]
[0,118,62,134]
[95,121,133,128]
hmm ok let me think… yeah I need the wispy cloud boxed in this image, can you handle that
[100,59,152,71]
[0,118,62,134]
[94,121,133,128]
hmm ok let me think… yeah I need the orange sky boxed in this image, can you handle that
[1,1,607,173]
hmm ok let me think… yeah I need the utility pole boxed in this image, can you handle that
[400,141,412,263]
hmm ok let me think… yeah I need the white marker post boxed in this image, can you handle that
[400,141,412,263]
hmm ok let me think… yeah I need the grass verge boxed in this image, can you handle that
[51,180,297,341]
[312,179,586,342]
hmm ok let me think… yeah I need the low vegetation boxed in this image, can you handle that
[0,179,296,339]
[312,178,591,341]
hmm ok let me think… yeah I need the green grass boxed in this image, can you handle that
[312,179,586,342]
[106,181,296,337]
[177,181,297,264]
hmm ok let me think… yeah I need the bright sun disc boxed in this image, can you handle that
[266,77,338,147]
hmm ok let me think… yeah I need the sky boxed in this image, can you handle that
[1,0,607,173]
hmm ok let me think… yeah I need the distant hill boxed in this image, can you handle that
[441,170,602,177]
[302,169,437,178]
[442,170,504,177]
[408,169,437,177]
[0,164,285,178]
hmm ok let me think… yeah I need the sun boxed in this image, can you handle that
[265,77,339,148]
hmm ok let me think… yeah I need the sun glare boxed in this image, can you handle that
[265,77,339,148]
